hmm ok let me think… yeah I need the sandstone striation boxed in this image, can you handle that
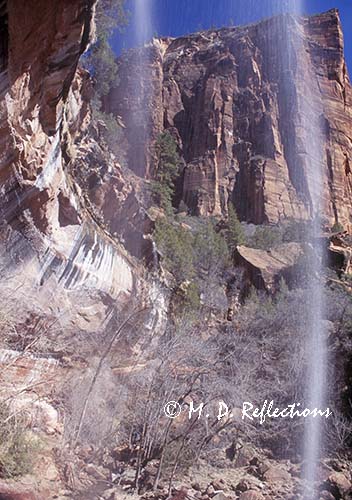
[107,9,352,228]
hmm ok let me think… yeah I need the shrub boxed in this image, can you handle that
[331,221,344,233]
[82,0,128,164]
[248,224,282,250]
[154,216,231,319]
[177,200,189,214]
[154,219,194,283]
[155,217,230,281]
[83,0,127,100]
[194,220,230,273]
[173,280,201,318]
[118,327,224,492]
[215,287,311,457]
[93,108,128,166]
[0,402,38,478]
[88,40,118,99]
[96,0,127,40]
[282,219,312,243]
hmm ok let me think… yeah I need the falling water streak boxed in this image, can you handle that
[152,240,159,273]
[135,0,326,495]
[134,0,164,336]
[257,0,327,497]
[275,0,326,497]
[133,0,153,177]
[135,0,152,47]
[301,38,327,499]
[304,270,327,499]
[292,5,327,500]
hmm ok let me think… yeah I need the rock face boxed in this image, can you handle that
[0,2,154,497]
[0,0,165,303]
[2,0,93,231]
[0,0,151,310]
[107,9,352,228]
[328,232,352,275]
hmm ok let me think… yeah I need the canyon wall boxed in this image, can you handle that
[107,9,352,228]
[0,0,148,315]
[0,3,151,495]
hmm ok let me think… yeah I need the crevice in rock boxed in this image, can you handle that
[326,147,339,224]
[342,62,347,111]
[0,0,8,73]
[344,154,351,176]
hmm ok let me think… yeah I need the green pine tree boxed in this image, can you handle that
[83,0,127,100]
[152,131,181,215]
[227,203,246,251]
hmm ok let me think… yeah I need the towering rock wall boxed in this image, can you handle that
[108,9,352,228]
[0,0,145,308]
[2,0,93,232]
[0,3,156,495]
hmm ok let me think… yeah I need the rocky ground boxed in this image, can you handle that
[44,444,352,500]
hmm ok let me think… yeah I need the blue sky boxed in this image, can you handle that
[111,0,352,74]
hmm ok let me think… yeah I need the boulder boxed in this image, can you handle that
[119,468,137,486]
[212,493,231,500]
[328,232,352,275]
[236,479,251,492]
[85,463,109,481]
[234,242,305,292]
[239,491,265,500]
[263,466,292,484]
[0,480,48,500]
[206,485,216,496]
[233,446,258,468]
[323,472,352,498]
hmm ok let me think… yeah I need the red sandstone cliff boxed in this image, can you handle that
[0,0,144,302]
[107,9,352,228]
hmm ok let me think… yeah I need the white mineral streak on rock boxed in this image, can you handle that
[145,280,168,333]
[39,225,133,298]
[35,130,62,190]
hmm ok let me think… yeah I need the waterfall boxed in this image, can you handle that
[290,9,327,500]
[299,19,327,500]
[132,0,153,177]
[271,1,327,497]
[303,248,327,499]
[134,0,165,336]
[135,0,152,47]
